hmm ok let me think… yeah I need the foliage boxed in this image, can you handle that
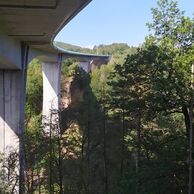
[3,0,193,193]
[0,151,19,194]
[26,59,43,117]
[104,0,193,193]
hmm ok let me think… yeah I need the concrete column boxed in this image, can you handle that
[0,70,24,152]
[0,43,28,194]
[78,61,90,72]
[42,60,62,128]
[0,69,27,193]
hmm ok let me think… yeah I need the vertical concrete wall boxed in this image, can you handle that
[42,61,61,125]
[0,42,28,194]
[0,70,26,153]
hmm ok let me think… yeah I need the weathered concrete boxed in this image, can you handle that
[0,31,22,69]
[0,43,28,152]
[0,69,27,192]
[0,71,20,152]
[0,0,91,57]
[42,57,62,129]
[78,61,91,72]
[0,0,111,193]
[0,42,28,193]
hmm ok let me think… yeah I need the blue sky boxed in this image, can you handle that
[55,0,193,48]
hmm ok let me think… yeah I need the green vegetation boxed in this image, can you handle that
[1,0,194,193]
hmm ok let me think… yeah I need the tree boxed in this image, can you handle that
[0,151,19,193]
[147,2,194,192]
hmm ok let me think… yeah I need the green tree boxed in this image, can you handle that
[106,1,194,193]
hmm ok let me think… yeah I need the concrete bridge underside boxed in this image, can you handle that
[0,0,110,193]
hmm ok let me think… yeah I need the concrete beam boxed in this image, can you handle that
[0,31,22,69]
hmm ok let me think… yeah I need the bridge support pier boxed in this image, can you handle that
[78,59,104,73]
[0,69,27,193]
[0,70,26,152]
[42,57,62,132]
[78,61,91,72]
[0,44,28,193]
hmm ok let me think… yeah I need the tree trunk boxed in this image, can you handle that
[188,63,194,194]
[49,119,53,194]
[103,106,109,194]
[58,137,63,194]
[87,94,91,194]
[120,110,125,179]
[136,109,141,194]
[182,105,190,141]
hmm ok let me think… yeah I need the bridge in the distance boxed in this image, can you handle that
[0,0,110,192]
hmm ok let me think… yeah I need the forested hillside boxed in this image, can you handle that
[0,0,194,193]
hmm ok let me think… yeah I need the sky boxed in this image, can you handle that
[55,0,193,48]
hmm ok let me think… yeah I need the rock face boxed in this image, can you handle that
[61,76,84,110]
[61,76,74,109]
[60,73,85,132]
